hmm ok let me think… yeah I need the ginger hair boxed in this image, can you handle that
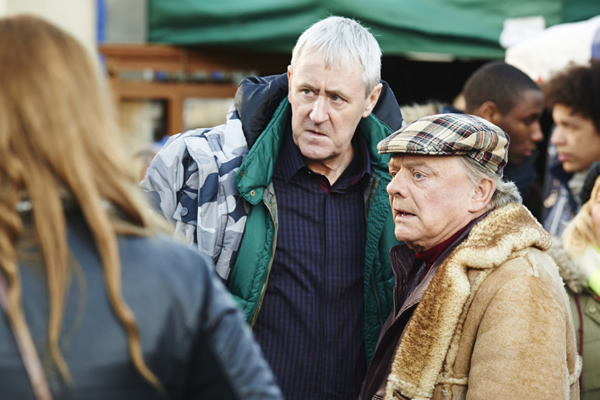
[0,15,168,395]
[563,177,600,254]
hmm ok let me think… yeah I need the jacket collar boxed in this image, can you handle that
[550,236,595,294]
[390,213,487,318]
[385,203,551,399]
[235,79,403,204]
[235,74,289,149]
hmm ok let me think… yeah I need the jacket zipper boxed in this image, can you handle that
[370,259,384,327]
[366,177,384,327]
[249,197,278,327]
[393,286,397,315]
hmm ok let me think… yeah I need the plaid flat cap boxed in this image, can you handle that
[377,113,509,177]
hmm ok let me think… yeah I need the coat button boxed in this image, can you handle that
[589,304,597,313]
[250,190,256,197]
[180,207,189,217]
[239,170,244,177]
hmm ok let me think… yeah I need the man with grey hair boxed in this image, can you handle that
[360,113,580,399]
[142,16,403,399]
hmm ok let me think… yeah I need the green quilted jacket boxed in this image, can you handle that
[228,74,403,362]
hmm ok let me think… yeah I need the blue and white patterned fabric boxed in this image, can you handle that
[141,105,249,280]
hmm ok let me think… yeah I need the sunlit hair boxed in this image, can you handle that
[562,177,600,255]
[290,16,381,95]
[543,60,600,133]
[459,156,522,210]
[463,61,540,115]
[0,15,168,395]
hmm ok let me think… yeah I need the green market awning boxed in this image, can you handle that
[147,0,600,59]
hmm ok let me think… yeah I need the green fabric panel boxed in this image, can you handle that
[236,99,290,204]
[330,0,560,58]
[563,0,600,23]
[147,0,566,58]
[363,181,398,362]
[357,111,400,361]
[229,201,273,323]
[148,0,326,49]
[230,100,292,323]
[358,113,392,177]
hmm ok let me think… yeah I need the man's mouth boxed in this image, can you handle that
[523,148,535,157]
[557,152,570,162]
[307,129,326,136]
[395,209,415,217]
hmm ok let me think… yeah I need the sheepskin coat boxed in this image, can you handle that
[366,203,581,400]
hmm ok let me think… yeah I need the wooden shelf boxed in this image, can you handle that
[99,44,289,136]
[115,81,239,99]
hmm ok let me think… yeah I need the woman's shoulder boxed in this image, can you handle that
[66,216,217,295]
[119,233,212,270]
[115,233,218,294]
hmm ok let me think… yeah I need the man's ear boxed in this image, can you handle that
[287,65,293,96]
[475,101,502,126]
[362,83,383,118]
[469,178,496,213]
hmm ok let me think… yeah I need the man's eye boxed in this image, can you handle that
[414,172,424,179]
[389,171,397,178]
[525,117,538,126]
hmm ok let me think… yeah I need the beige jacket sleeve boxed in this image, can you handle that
[467,272,578,399]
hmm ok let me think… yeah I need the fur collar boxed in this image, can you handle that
[385,203,551,400]
[549,237,594,294]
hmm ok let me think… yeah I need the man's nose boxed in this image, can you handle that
[387,174,407,198]
[309,96,329,124]
[550,126,565,145]
[531,121,544,143]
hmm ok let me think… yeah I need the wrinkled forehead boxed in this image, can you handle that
[388,154,461,169]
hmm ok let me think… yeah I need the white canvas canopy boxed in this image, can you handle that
[506,16,600,82]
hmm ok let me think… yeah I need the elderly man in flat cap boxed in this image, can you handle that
[360,113,580,400]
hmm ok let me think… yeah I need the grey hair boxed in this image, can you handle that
[290,16,382,95]
[459,156,522,210]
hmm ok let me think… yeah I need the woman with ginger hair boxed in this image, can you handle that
[0,15,281,400]
[551,163,600,400]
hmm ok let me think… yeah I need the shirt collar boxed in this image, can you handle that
[278,124,306,183]
[414,223,472,267]
[351,132,371,185]
[278,124,371,185]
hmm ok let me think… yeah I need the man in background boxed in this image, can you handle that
[463,61,545,219]
[542,60,600,236]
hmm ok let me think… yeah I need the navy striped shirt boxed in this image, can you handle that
[253,126,370,400]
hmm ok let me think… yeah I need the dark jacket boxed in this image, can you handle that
[0,209,282,400]
[542,159,583,236]
[229,74,403,361]
[503,152,543,220]
[142,73,404,363]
